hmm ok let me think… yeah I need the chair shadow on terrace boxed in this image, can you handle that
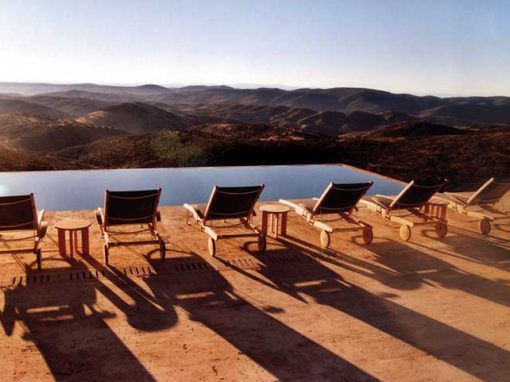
[230,234,510,381]
[0,255,162,381]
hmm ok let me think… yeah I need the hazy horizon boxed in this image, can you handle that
[1,80,505,98]
[1,0,509,97]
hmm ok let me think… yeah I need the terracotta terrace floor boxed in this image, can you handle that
[1,201,509,381]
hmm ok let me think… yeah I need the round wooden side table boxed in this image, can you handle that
[55,219,92,257]
[259,204,291,239]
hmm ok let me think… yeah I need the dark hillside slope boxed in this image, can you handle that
[0,112,124,152]
[370,121,468,137]
[173,103,415,135]
[28,95,112,117]
[0,98,67,118]
[76,103,191,134]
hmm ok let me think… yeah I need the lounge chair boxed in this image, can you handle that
[440,178,510,235]
[95,189,165,265]
[359,180,448,241]
[0,194,47,270]
[184,185,265,256]
[279,182,374,248]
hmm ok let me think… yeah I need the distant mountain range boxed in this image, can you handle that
[0,81,509,189]
[1,82,510,127]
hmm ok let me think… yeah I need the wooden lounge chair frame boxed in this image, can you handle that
[95,189,165,265]
[184,185,266,256]
[440,178,510,235]
[359,180,448,241]
[279,182,374,248]
[0,194,47,270]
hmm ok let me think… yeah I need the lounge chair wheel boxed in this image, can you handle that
[208,237,217,256]
[363,227,374,245]
[258,234,267,253]
[435,222,448,238]
[399,225,412,241]
[103,244,109,265]
[160,241,166,261]
[479,219,491,235]
[320,230,331,248]
[362,227,373,245]
[36,249,42,270]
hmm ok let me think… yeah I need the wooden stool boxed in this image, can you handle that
[55,219,92,257]
[259,204,291,239]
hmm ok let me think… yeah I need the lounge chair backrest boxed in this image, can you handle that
[0,194,38,231]
[390,180,447,210]
[204,185,264,221]
[312,182,373,215]
[104,189,161,226]
[467,178,510,205]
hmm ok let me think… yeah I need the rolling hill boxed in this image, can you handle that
[27,95,113,117]
[0,97,66,118]
[2,82,510,126]
[75,102,193,134]
[174,103,418,135]
[0,112,124,152]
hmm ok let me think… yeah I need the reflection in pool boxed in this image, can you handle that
[0,164,403,211]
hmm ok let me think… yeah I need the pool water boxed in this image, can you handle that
[0,164,403,211]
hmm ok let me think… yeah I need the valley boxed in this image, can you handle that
[0,82,509,191]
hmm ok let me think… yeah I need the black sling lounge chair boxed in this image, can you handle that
[360,180,448,241]
[440,178,510,235]
[184,185,266,257]
[0,194,47,270]
[279,182,374,248]
[95,189,165,265]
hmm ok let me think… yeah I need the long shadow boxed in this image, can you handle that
[427,228,510,272]
[285,235,425,291]
[79,251,177,332]
[288,231,510,309]
[0,258,157,381]
[358,237,510,309]
[142,253,379,382]
[244,238,510,381]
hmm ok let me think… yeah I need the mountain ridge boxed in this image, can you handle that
[2,82,507,125]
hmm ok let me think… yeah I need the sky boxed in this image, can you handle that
[0,0,509,96]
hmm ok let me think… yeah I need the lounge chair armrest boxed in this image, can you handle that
[38,221,48,239]
[37,210,45,226]
[183,203,201,222]
[156,211,162,222]
[95,208,104,226]
[279,199,312,217]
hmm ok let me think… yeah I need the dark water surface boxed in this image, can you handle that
[0,164,403,211]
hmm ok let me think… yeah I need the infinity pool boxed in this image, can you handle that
[0,164,403,211]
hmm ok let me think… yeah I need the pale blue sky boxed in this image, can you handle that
[0,0,509,96]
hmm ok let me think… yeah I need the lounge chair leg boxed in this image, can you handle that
[258,234,267,253]
[479,219,492,235]
[208,237,217,257]
[103,244,109,265]
[160,240,166,261]
[36,249,42,270]
[399,225,412,241]
[320,230,331,248]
